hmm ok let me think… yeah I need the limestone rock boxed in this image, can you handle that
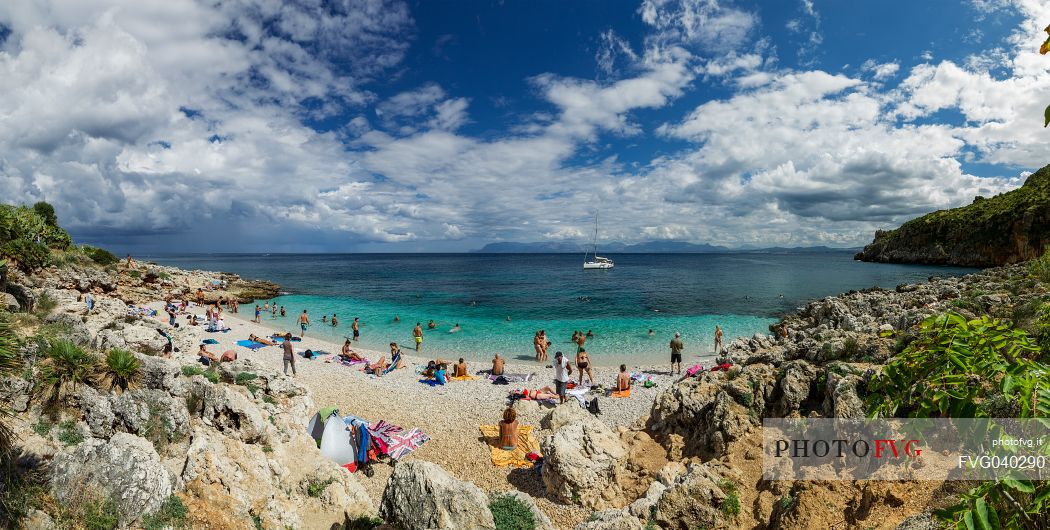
[189,379,268,443]
[111,389,190,442]
[542,401,593,430]
[774,360,818,416]
[379,460,495,530]
[0,375,32,413]
[78,385,117,438]
[573,510,644,530]
[22,509,56,530]
[2,291,19,311]
[822,371,865,419]
[652,464,728,530]
[540,417,628,509]
[136,354,184,395]
[50,433,173,525]
[121,324,169,355]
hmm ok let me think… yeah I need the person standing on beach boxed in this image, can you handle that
[553,351,572,404]
[298,310,310,338]
[254,305,261,323]
[669,332,684,375]
[282,332,296,376]
[714,325,724,355]
[413,322,423,351]
[352,317,360,341]
[574,330,586,353]
[166,304,177,326]
[533,331,543,361]
[196,288,204,307]
[576,349,593,386]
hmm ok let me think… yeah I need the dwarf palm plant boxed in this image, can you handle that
[99,349,140,393]
[36,340,96,415]
[0,318,21,462]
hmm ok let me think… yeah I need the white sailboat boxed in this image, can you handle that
[583,213,614,270]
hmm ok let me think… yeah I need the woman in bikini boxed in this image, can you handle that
[248,334,276,346]
[498,407,519,451]
[576,348,594,386]
[339,339,363,362]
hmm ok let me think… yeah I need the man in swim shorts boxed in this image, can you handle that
[413,322,423,351]
[352,317,360,341]
[553,351,572,404]
[669,332,684,375]
[299,310,310,338]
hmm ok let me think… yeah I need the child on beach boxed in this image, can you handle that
[433,363,448,385]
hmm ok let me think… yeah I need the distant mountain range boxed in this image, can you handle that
[471,241,859,253]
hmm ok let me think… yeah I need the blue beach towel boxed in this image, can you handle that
[202,339,219,345]
[236,339,266,350]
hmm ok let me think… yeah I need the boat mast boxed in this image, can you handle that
[592,212,599,256]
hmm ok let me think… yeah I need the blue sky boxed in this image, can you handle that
[0,0,1047,252]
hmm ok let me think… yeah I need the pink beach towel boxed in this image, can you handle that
[685,364,704,377]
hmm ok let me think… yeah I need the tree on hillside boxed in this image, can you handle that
[31,202,57,228]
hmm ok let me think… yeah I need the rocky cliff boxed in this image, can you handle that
[855,164,1050,267]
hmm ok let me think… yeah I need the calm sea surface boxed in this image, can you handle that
[143,252,976,365]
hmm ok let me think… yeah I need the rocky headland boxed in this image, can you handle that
[855,164,1050,267]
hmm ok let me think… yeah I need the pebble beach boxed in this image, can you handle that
[147,301,702,527]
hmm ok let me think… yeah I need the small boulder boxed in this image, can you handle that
[540,417,628,509]
[50,433,173,525]
[379,460,495,530]
[541,401,592,430]
[190,379,268,443]
[2,291,19,311]
[574,510,644,530]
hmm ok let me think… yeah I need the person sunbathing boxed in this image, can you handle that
[339,339,364,362]
[453,358,468,378]
[498,406,519,451]
[491,353,505,376]
[432,363,448,385]
[368,356,389,374]
[198,344,219,366]
[616,364,631,392]
[515,386,559,400]
[248,334,275,346]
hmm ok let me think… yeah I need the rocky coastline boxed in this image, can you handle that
[1,254,1044,529]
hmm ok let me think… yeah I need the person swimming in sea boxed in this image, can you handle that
[648,329,655,337]
[428,319,436,329]
[393,314,400,323]
[449,323,461,333]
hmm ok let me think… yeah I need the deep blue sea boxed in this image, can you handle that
[143,252,977,366]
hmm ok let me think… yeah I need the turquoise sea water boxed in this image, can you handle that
[145,252,977,366]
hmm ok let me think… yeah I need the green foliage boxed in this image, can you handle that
[56,420,83,447]
[252,514,264,530]
[342,516,385,530]
[0,318,20,459]
[31,418,52,437]
[181,365,205,377]
[79,493,121,530]
[840,337,859,358]
[719,480,741,517]
[81,245,119,266]
[100,349,140,392]
[203,367,220,384]
[127,269,142,279]
[866,312,1050,529]
[141,495,188,530]
[1028,247,1050,284]
[866,313,1047,419]
[36,340,97,414]
[2,239,50,272]
[32,202,57,227]
[32,293,57,318]
[489,494,536,530]
[779,493,795,511]
[306,478,335,498]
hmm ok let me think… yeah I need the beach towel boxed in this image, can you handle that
[479,425,541,468]
[489,373,533,383]
[685,364,704,377]
[367,421,429,460]
[450,375,478,381]
[202,338,219,345]
[235,339,267,350]
[611,388,631,398]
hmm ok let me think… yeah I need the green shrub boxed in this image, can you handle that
[866,312,1050,528]
[489,494,536,530]
[719,480,740,517]
[203,368,220,384]
[79,493,120,530]
[235,372,258,385]
[31,418,53,437]
[1028,246,1050,284]
[100,349,140,392]
[81,245,119,266]
[840,337,859,358]
[56,420,83,447]
[0,318,20,458]
[141,494,188,530]
[127,269,142,279]
[181,365,205,377]
[306,478,335,498]
[342,516,385,530]
[1,239,50,272]
[36,340,97,414]
[32,293,57,318]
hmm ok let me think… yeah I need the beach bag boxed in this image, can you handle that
[493,376,509,385]
[587,398,601,415]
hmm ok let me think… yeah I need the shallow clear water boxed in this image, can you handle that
[144,252,977,365]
